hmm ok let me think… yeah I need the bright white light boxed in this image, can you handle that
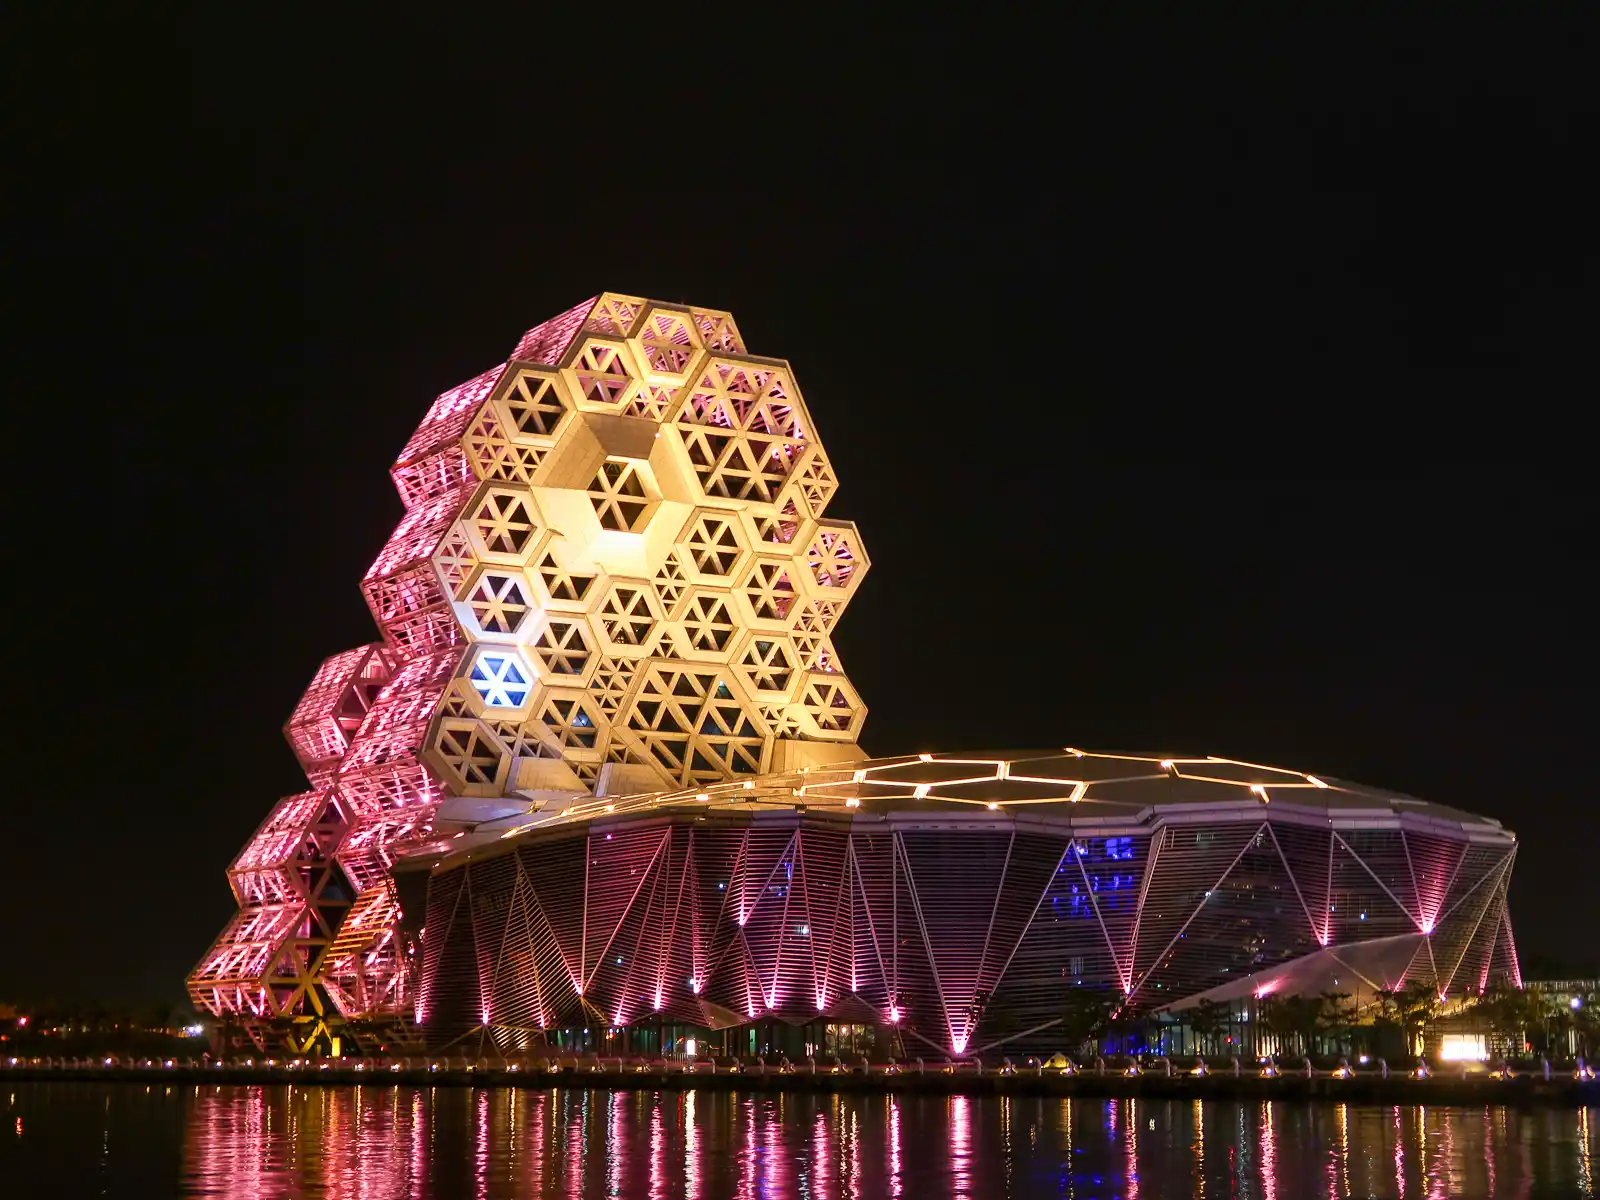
[1439,1033,1488,1062]
[1572,996,1583,1010]
[469,651,533,708]
[184,1024,205,1037]
[684,1039,697,1057]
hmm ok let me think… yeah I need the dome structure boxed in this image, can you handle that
[189,295,1520,1059]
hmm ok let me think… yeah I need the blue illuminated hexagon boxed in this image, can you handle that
[469,650,533,709]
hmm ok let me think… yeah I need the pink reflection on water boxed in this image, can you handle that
[649,1095,665,1200]
[812,1110,831,1196]
[1126,1098,1140,1200]
[735,1096,757,1200]
[1440,1106,1459,1199]
[763,1097,785,1196]
[845,1100,861,1197]
[167,1076,1598,1199]
[888,1097,904,1199]
[1260,1102,1276,1200]
[411,1088,426,1195]
[1393,1105,1406,1198]
[683,1091,700,1200]
[565,1090,587,1193]
[607,1090,626,1199]
[475,1087,489,1200]
[951,1094,973,1194]
[524,1089,547,1194]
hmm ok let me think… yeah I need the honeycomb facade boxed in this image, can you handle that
[190,295,870,1051]
[421,752,1521,1060]
[190,294,1520,1058]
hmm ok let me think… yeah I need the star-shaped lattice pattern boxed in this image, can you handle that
[192,295,871,1047]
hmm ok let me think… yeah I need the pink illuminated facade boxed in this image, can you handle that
[190,295,871,1052]
[190,293,1519,1057]
[420,752,1520,1059]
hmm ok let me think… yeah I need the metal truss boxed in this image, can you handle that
[419,754,1520,1057]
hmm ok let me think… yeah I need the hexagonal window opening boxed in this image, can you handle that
[684,514,744,577]
[588,460,651,532]
[469,651,534,709]
[532,618,593,677]
[473,492,540,556]
[504,373,568,438]
[464,571,533,635]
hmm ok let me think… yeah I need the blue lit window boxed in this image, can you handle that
[470,652,532,708]
[1103,836,1134,861]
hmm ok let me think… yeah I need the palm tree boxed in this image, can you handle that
[1373,988,1401,1024]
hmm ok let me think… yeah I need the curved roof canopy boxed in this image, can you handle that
[418,749,1513,870]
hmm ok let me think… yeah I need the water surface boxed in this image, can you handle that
[3,1083,1595,1197]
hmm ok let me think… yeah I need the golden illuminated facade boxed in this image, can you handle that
[190,295,869,1050]
[191,294,1520,1060]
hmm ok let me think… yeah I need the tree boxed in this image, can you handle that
[1058,988,1118,1055]
[1573,994,1599,1058]
[1472,981,1545,1052]
[1393,981,1439,1056]
[1187,1000,1230,1056]
[1317,992,1354,1049]
[1373,988,1401,1025]
[1257,995,1321,1057]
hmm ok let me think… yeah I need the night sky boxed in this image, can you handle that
[8,11,1595,1004]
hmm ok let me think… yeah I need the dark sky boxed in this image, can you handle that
[7,10,1595,1004]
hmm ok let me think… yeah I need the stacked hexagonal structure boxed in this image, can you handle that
[190,295,870,1051]
[191,293,1521,1059]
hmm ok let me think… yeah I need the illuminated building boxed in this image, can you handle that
[188,295,866,1051]
[189,294,1520,1057]
[419,750,1520,1058]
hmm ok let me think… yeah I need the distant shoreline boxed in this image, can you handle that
[7,1064,1597,1108]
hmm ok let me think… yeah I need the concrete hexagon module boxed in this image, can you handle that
[190,295,1520,1059]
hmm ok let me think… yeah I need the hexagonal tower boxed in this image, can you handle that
[188,295,870,1051]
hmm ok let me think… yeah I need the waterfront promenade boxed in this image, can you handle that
[7,1054,1596,1107]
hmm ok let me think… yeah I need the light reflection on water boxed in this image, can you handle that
[1,1083,1596,1198]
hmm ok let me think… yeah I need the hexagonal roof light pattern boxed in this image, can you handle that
[189,295,871,1051]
